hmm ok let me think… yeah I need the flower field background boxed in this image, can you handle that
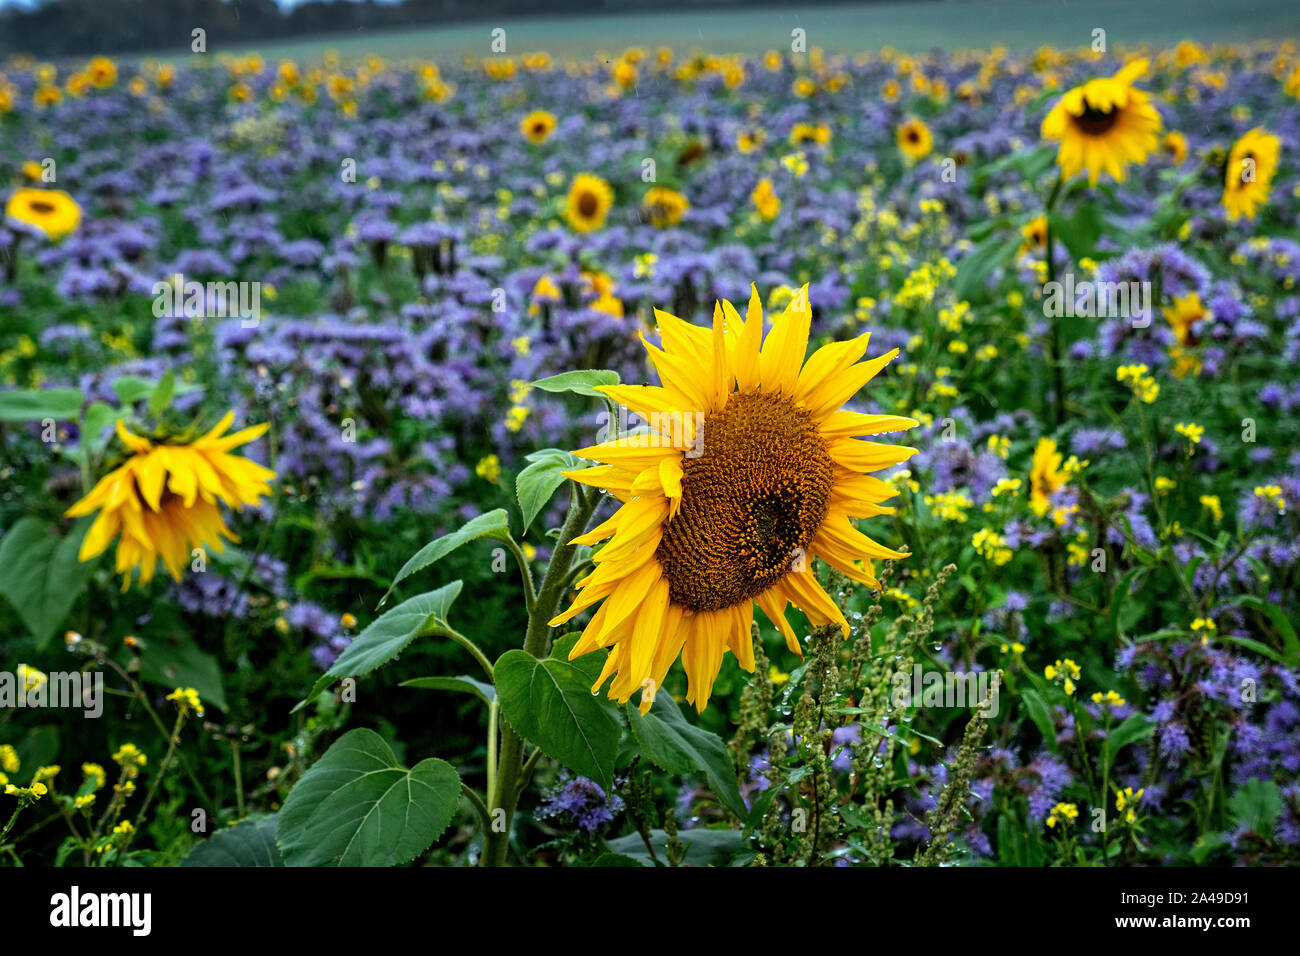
[1,13,1298,869]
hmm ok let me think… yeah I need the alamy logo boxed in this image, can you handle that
[152,272,261,328]
[891,665,1000,717]
[1042,273,1151,327]
[50,886,151,936]
[0,670,103,718]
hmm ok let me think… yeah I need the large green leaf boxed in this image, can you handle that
[181,816,284,867]
[0,388,83,422]
[494,649,623,791]
[133,630,228,712]
[530,369,620,398]
[381,511,510,605]
[625,693,748,819]
[110,375,201,406]
[516,448,583,533]
[0,517,94,650]
[276,729,461,866]
[297,581,462,710]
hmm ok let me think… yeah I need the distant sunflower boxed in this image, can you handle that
[5,188,81,240]
[1222,127,1280,221]
[520,109,557,144]
[66,414,275,590]
[641,186,689,227]
[1029,437,1066,516]
[896,117,933,160]
[1162,131,1188,164]
[1041,59,1161,185]
[551,287,918,712]
[564,173,614,233]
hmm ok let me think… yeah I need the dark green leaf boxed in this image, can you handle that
[625,693,747,819]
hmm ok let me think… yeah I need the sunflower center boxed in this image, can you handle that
[1075,101,1120,136]
[577,191,600,217]
[906,129,920,143]
[28,201,57,214]
[655,391,834,613]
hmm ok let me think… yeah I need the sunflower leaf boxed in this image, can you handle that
[399,675,496,708]
[530,369,620,399]
[516,449,583,533]
[625,693,748,820]
[0,387,83,422]
[276,729,460,866]
[494,649,623,791]
[0,517,94,650]
[381,510,511,607]
[181,816,284,867]
[295,581,462,712]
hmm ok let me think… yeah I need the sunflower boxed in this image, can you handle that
[519,109,557,144]
[5,188,81,240]
[1222,127,1280,221]
[1020,215,1047,253]
[550,287,918,712]
[896,118,933,160]
[641,187,689,228]
[751,178,780,221]
[1041,59,1161,185]
[1029,437,1066,517]
[66,414,275,590]
[1162,131,1188,164]
[1164,292,1209,379]
[564,173,614,233]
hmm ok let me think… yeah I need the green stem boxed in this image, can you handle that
[431,625,494,682]
[482,484,600,867]
[502,537,538,613]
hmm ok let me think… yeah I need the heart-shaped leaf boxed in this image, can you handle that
[494,649,623,791]
[626,693,747,819]
[276,729,461,866]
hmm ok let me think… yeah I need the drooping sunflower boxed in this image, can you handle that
[1041,58,1161,185]
[66,414,275,590]
[641,186,689,228]
[519,109,557,144]
[550,288,918,713]
[5,188,81,240]
[1222,127,1280,221]
[896,117,933,160]
[564,173,614,233]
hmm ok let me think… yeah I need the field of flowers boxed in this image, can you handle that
[0,36,1297,869]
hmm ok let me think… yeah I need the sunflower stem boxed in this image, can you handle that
[482,482,599,867]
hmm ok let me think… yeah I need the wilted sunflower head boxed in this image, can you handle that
[551,286,918,713]
[66,414,275,590]
[1041,58,1161,185]
[5,188,81,240]
[896,117,933,160]
[564,173,614,233]
[520,109,557,144]
[1222,127,1280,222]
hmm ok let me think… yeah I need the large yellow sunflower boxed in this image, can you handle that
[5,188,81,240]
[564,173,614,233]
[550,287,918,713]
[1041,58,1161,185]
[66,413,275,590]
[1222,127,1280,221]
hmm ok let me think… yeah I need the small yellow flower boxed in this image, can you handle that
[0,745,19,775]
[1091,689,1126,708]
[1045,658,1081,695]
[340,612,358,629]
[165,687,205,718]
[768,665,790,686]
[82,762,106,789]
[112,743,147,778]
[476,454,502,484]
[1200,494,1223,523]
[751,178,781,221]
[1046,802,1079,829]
